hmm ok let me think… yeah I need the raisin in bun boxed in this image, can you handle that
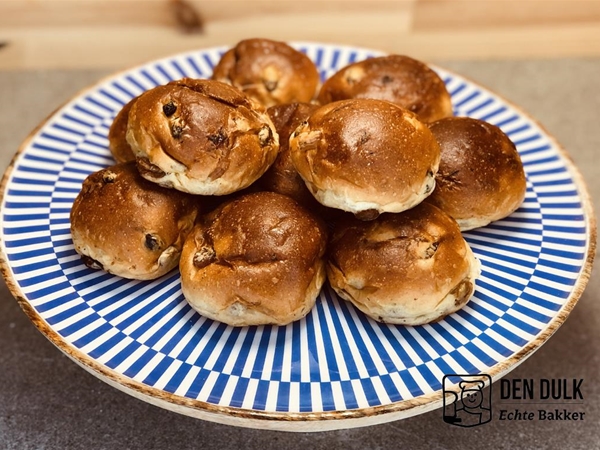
[290,98,440,220]
[180,192,328,326]
[108,96,138,163]
[318,55,452,123]
[260,102,343,223]
[257,102,320,207]
[70,162,199,280]
[327,203,480,325]
[212,38,320,107]
[126,78,279,195]
[426,117,527,231]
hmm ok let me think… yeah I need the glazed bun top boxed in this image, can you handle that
[317,55,453,123]
[70,162,199,280]
[426,116,527,230]
[290,98,440,218]
[327,202,480,325]
[329,203,472,300]
[212,38,320,107]
[179,191,328,326]
[126,78,279,195]
[194,191,327,277]
[267,102,319,148]
[107,96,137,163]
[257,102,320,207]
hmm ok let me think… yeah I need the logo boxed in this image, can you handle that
[498,378,585,421]
[442,374,492,427]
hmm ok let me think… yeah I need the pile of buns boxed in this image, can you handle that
[70,38,526,327]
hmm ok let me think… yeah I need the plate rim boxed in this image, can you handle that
[0,42,596,431]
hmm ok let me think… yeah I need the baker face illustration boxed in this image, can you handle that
[460,380,485,410]
[442,374,492,427]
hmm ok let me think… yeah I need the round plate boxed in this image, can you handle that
[0,43,595,432]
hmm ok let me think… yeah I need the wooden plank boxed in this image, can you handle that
[0,8,413,69]
[3,0,599,28]
[0,0,173,27]
[1,0,600,70]
[413,0,600,30]
[0,0,413,27]
[408,22,600,60]
[1,20,599,71]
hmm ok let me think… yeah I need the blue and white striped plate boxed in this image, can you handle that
[0,43,595,431]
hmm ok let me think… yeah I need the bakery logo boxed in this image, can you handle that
[498,378,585,421]
[442,374,492,427]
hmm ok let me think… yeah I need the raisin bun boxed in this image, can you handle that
[70,162,199,280]
[126,78,279,195]
[180,192,328,326]
[327,202,481,325]
[426,117,527,231]
[212,38,320,107]
[108,96,138,163]
[290,98,440,220]
[318,55,452,123]
[257,102,320,207]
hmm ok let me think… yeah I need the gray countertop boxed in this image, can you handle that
[1,59,599,449]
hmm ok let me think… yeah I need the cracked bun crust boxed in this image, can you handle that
[108,96,137,163]
[317,55,453,123]
[327,203,481,325]
[126,78,279,195]
[289,98,440,219]
[426,117,527,231]
[70,162,199,280]
[180,192,328,326]
[212,38,320,107]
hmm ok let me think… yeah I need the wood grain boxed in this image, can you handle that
[1,0,599,70]
[413,0,600,30]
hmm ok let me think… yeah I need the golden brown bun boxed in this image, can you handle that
[327,203,480,325]
[426,117,527,230]
[108,96,138,163]
[260,102,343,222]
[212,38,320,107]
[126,78,279,195]
[256,103,322,206]
[318,55,453,123]
[180,192,328,326]
[260,103,318,204]
[70,162,199,280]
[289,99,440,219]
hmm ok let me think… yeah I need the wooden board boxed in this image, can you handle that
[1,0,600,70]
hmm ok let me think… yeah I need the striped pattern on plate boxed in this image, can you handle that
[0,44,592,419]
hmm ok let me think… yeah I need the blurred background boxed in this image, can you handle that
[1,0,600,70]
